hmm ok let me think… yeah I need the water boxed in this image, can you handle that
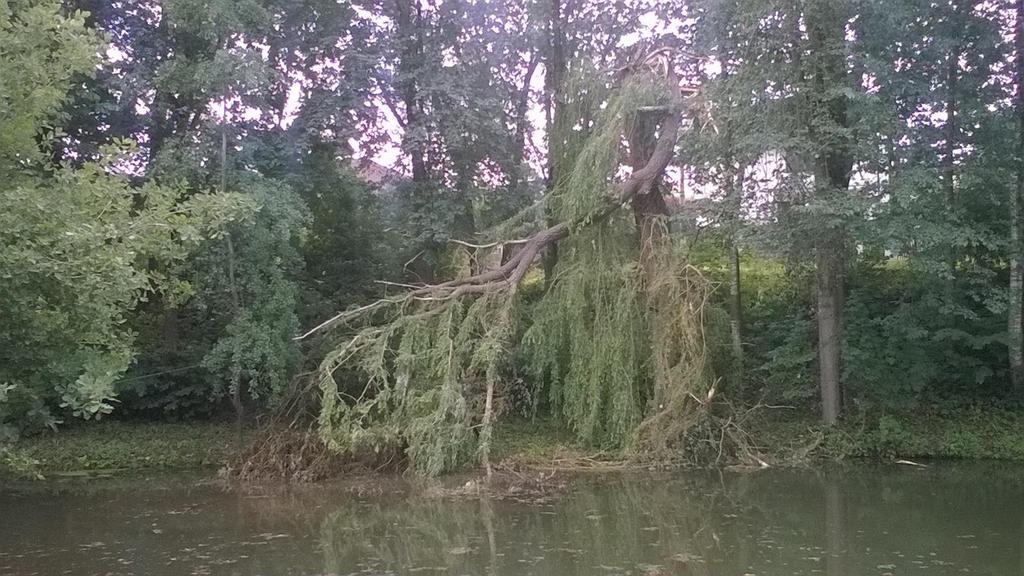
[1,463,1021,575]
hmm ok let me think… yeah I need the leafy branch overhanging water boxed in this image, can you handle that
[303,58,719,476]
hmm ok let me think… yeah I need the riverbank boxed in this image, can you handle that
[750,407,1024,462]
[491,408,1024,470]
[1,421,237,479]
[5,408,1024,480]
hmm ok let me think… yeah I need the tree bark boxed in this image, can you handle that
[510,56,540,195]
[626,97,680,414]
[629,109,671,285]
[943,1,963,207]
[481,375,495,479]
[728,237,744,391]
[816,234,844,426]
[226,234,245,442]
[1010,0,1024,393]
[726,164,744,393]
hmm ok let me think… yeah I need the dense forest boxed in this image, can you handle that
[3,0,1024,477]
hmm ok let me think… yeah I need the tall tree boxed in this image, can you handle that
[541,0,569,282]
[805,0,855,425]
[850,0,1010,407]
[1012,0,1024,393]
[0,0,243,434]
[65,0,342,416]
[691,0,858,416]
[687,0,769,392]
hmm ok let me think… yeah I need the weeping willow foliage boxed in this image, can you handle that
[317,292,513,477]
[523,74,713,452]
[316,70,712,474]
[522,224,648,447]
[522,222,713,453]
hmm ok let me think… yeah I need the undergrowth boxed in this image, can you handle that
[1,421,235,479]
[750,407,1024,463]
[490,418,581,464]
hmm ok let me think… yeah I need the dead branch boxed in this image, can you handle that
[449,238,530,250]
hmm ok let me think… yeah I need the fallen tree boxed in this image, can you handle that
[298,51,719,476]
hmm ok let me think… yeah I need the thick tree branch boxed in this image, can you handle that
[295,103,682,341]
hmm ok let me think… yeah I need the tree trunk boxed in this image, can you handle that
[629,109,670,283]
[226,235,245,442]
[542,0,567,288]
[510,56,540,197]
[816,234,844,426]
[726,165,744,393]
[628,108,673,411]
[1011,0,1024,393]
[1012,197,1022,391]
[806,0,854,425]
[943,45,959,206]
[728,238,744,391]
[222,110,244,443]
[394,0,428,184]
[481,376,495,479]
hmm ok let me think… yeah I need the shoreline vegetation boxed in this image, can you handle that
[5,410,1024,482]
[8,0,1024,491]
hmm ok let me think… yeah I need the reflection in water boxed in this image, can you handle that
[0,463,1021,576]
[825,479,844,576]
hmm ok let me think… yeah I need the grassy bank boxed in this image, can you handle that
[1,421,237,479]
[490,418,582,464]
[5,409,1024,481]
[492,409,1024,468]
[750,407,1024,462]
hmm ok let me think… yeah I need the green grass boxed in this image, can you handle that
[491,409,1024,469]
[490,418,581,464]
[2,421,238,479]
[3,418,582,481]
[751,406,1024,463]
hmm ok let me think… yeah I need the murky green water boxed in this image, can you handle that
[1,463,1022,575]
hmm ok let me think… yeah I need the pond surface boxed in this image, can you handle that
[1,463,1022,575]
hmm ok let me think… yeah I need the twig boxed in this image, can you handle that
[374,280,425,290]
[449,238,530,249]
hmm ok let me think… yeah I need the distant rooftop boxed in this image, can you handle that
[353,158,403,187]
